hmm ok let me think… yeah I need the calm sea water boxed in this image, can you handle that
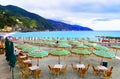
[12,31,120,40]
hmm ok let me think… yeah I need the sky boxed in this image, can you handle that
[0,0,120,30]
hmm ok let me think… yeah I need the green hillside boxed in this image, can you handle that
[0,5,55,31]
[0,5,92,31]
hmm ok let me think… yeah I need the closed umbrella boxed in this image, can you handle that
[50,49,70,64]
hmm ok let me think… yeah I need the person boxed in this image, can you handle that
[14,50,19,56]
[56,41,59,47]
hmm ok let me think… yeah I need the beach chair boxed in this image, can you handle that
[79,68,87,78]
[54,68,60,76]
[34,69,41,79]
[21,70,30,79]
[92,66,100,75]
[71,64,78,72]
[86,64,90,71]
[48,65,54,73]
[60,64,68,73]
[103,71,112,79]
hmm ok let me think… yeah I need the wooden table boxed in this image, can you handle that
[97,65,108,71]
[23,59,32,63]
[54,64,63,68]
[76,64,85,69]
[29,65,39,71]
[19,55,26,58]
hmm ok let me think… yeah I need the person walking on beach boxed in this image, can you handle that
[56,40,59,47]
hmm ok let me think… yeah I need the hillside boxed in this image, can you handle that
[48,20,93,31]
[0,5,93,31]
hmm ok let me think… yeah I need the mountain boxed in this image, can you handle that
[48,20,93,31]
[0,5,93,31]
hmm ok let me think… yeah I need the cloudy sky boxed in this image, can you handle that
[0,0,120,30]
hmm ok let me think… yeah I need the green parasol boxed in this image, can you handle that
[71,49,91,63]
[28,50,48,66]
[93,50,115,65]
[109,45,120,56]
[50,49,70,64]
[58,42,72,48]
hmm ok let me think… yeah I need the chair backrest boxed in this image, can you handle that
[92,66,96,71]
[48,65,51,70]
[107,71,112,76]
[104,71,112,77]
[80,68,87,74]
[22,70,30,76]
[61,64,68,72]
[86,64,90,71]
[35,69,41,74]
[34,69,41,77]
[54,68,60,73]
[110,66,113,72]
[65,64,68,69]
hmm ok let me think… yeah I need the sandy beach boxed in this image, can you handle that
[1,45,120,79]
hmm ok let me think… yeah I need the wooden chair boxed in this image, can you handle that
[60,64,68,73]
[79,68,87,78]
[107,66,113,72]
[21,70,30,79]
[48,65,54,73]
[92,66,100,75]
[103,71,112,79]
[54,68,60,76]
[71,64,78,72]
[79,64,90,78]
[86,64,90,71]
[18,62,25,68]
[24,63,32,68]
[34,69,41,79]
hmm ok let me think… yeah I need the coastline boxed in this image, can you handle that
[0,32,16,38]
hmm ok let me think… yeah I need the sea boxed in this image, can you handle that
[12,31,120,41]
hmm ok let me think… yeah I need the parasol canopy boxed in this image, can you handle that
[28,50,48,66]
[93,50,115,59]
[93,50,115,65]
[50,49,70,64]
[71,49,91,63]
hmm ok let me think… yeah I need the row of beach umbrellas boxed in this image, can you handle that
[15,43,116,66]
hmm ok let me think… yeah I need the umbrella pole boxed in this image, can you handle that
[100,58,103,65]
[115,49,117,56]
[79,56,81,64]
[37,59,39,66]
[58,56,60,64]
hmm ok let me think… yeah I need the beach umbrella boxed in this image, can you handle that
[50,49,70,64]
[109,46,120,56]
[58,42,72,48]
[71,49,91,63]
[57,42,72,51]
[93,50,115,65]
[45,41,56,47]
[0,36,3,39]
[28,50,48,66]
[93,45,109,51]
